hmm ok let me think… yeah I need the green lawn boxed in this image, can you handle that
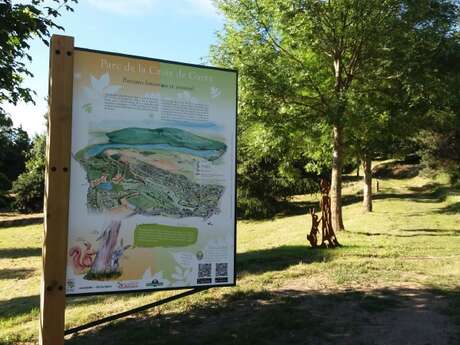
[1,173,460,344]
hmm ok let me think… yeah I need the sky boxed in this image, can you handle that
[5,0,225,136]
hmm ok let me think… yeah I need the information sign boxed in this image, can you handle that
[65,48,237,295]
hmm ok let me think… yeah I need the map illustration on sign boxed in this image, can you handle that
[66,49,236,295]
[75,127,227,218]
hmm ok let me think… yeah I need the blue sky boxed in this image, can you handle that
[5,0,224,136]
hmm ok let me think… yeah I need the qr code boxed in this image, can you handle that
[198,263,212,278]
[215,263,228,277]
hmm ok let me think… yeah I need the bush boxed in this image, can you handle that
[11,167,44,212]
[10,134,46,212]
[0,172,11,209]
[236,195,276,220]
[418,127,460,184]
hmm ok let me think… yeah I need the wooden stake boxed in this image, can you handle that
[40,35,74,345]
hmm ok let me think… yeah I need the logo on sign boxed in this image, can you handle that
[67,279,75,290]
[146,279,164,287]
[117,281,139,289]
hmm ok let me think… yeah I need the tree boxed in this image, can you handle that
[0,115,30,185]
[348,2,460,211]
[416,28,460,183]
[0,114,30,207]
[11,134,46,212]
[347,90,413,212]
[0,1,77,209]
[236,121,324,218]
[212,0,460,228]
[0,0,77,116]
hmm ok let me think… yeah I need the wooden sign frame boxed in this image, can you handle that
[40,35,74,345]
[40,34,238,344]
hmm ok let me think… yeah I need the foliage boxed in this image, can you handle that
[0,114,30,208]
[0,0,77,116]
[0,0,76,209]
[237,123,321,218]
[418,117,460,183]
[10,134,45,212]
[347,0,460,162]
[0,116,30,184]
[211,0,460,221]
[416,33,460,183]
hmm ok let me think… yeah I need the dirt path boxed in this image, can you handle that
[279,281,456,345]
[355,289,453,345]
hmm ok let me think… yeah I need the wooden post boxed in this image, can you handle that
[40,35,74,345]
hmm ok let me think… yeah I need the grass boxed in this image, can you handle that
[1,172,460,344]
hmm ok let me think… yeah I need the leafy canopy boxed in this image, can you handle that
[0,0,77,115]
[211,0,460,217]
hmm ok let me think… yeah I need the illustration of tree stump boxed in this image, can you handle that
[86,220,121,279]
[307,179,340,248]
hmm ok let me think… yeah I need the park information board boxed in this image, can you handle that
[65,48,237,295]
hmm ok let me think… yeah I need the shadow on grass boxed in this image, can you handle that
[343,175,362,183]
[273,186,457,220]
[0,216,43,228]
[402,228,460,234]
[407,183,444,193]
[336,186,457,208]
[0,247,41,259]
[342,194,362,206]
[237,245,333,275]
[0,295,39,319]
[0,268,35,280]
[373,192,444,203]
[331,190,444,209]
[63,287,460,345]
[274,195,361,219]
[0,246,333,324]
[436,202,460,215]
[351,228,460,238]
[373,163,422,179]
[0,292,154,322]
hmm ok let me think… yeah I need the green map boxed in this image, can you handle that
[75,127,227,218]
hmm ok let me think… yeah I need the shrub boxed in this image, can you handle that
[11,134,46,212]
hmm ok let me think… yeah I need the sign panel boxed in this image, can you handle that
[66,49,237,295]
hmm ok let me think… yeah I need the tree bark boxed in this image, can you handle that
[331,125,345,231]
[363,155,373,212]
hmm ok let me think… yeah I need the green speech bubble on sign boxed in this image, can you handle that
[133,224,198,248]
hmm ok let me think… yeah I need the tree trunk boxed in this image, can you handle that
[363,155,373,212]
[331,125,345,231]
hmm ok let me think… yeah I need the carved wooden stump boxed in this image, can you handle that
[307,208,320,247]
[308,179,340,248]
